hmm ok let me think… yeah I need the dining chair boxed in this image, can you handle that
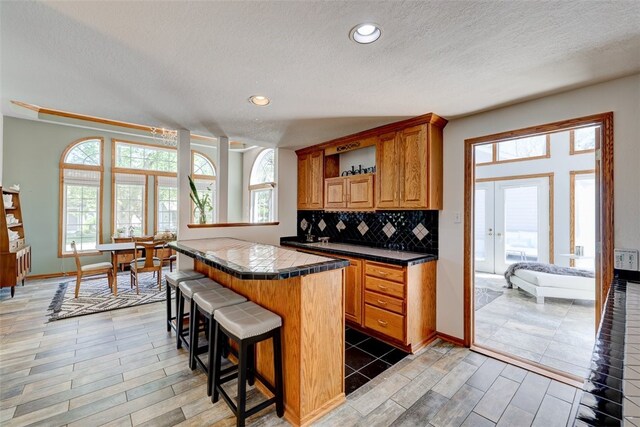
[71,241,114,298]
[130,240,167,294]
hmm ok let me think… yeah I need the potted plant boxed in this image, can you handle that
[188,175,213,224]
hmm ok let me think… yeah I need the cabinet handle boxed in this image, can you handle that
[377,319,388,327]
[377,270,388,276]
[377,299,387,306]
[378,284,388,290]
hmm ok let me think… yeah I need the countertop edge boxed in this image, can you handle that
[169,240,349,281]
[280,239,437,266]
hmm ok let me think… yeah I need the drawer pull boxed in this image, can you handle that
[378,270,388,276]
[378,284,388,290]
[377,319,388,327]
[377,299,387,306]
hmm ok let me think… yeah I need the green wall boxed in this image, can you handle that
[2,116,217,275]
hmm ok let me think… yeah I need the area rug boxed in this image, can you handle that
[475,287,503,310]
[48,269,171,321]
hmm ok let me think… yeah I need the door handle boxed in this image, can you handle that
[488,228,493,236]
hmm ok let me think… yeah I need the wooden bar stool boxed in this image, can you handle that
[165,270,204,332]
[176,278,221,350]
[191,288,247,393]
[212,301,284,427]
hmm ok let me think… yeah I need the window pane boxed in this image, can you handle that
[574,174,595,270]
[474,144,493,164]
[250,189,274,223]
[192,179,216,223]
[157,178,178,233]
[504,186,539,263]
[115,182,145,236]
[64,139,101,166]
[474,189,486,261]
[497,135,547,161]
[250,149,275,185]
[115,142,177,173]
[63,182,100,252]
[574,126,598,152]
[192,152,215,176]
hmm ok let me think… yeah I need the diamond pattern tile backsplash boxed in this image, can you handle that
[297,210,438,255]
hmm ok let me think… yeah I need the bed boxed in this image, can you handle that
[505,262,595,304]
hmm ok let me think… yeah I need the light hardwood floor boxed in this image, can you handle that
[1,277,584,426]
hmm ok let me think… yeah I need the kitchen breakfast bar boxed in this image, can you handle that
[169,238,349,426]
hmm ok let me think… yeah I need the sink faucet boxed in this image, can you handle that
[305,224,315,242]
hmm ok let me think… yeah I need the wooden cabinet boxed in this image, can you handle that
[324,174,375,210]
[375,124,442,209]
[344,258,362,324]
[1,187,32,297]
[297,150,324,210]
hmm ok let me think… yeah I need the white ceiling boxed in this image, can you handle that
[1,1,639,148]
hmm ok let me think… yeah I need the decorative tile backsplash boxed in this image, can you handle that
[297,210,438,255]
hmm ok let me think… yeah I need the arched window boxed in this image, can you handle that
[191,151,217,223]
[59,138,104,256]
[249,149,276,222]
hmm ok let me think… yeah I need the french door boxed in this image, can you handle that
[475,177,550,274]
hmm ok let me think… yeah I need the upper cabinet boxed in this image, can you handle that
[297,113,446,211]
[297,150,324,210]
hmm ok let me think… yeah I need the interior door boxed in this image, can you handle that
[494,177,549,273]
[474,182,495,273]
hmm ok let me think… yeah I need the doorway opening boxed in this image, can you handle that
[464,113,614,384]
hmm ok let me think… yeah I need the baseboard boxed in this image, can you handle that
[27,271,77,280]
[436,331,465,347]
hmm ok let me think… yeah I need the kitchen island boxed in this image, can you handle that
[170,238,349,426]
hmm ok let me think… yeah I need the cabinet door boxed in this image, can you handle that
[376,131,399,208]
[308,151,324,209]
[345,258,362,324]
[398,124,428,208]
[347,174,374,210]
[325,177,347,209]
[297,154,309,209]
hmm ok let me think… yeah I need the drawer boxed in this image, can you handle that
[364,304,404,342]
[365,275,404,299]
[117,253,135,264]
[365,262,404,283]
[9,238,24,252]
[364,290,404,315]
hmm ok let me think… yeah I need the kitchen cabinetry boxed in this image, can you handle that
[324,174,375,210]
[1,187,32,297]
[344,257,362,324]
[375,124,443,209]
[297,150,324,210]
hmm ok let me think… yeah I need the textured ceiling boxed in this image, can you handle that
[1,1,639,148]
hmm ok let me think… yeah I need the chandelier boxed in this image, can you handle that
[150,127,178,147]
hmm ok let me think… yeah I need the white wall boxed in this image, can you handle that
[475,131,595,268]
[438,73,640,339]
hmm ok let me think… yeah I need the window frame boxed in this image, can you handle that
[112,173,148,238]
[58,137,105,258]
[475,134,551,166]
[249,149,277,223]
[569,126,599,155]
[112,139,177,177]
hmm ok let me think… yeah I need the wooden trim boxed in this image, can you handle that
[154,176,158,235]
[323,136,377,156]
[475,172,554,264]
[58,137,105,258]
[569,170,596,267]
[464,112,614,358]
[296,113,448,155]
[11,100,215,141]
[569,127,598,155]
[248,182,276,191]
[436,332,465,347]
[112,167,177,178]
[471,344,584,388]
[187,222,279,228]
[59,251,103,259]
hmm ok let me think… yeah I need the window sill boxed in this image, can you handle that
[187,222,279,228]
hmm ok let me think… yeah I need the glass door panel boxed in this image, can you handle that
[474,182,495,273]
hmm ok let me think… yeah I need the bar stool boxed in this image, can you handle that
[212,301,284,427]
[176,278,221,350]
[165,270,205,333]
[191,288,247,394]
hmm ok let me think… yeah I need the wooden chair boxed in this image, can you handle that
[130,240,167,294]
[71,241,114,298]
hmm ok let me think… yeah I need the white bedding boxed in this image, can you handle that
[513,269,595,291]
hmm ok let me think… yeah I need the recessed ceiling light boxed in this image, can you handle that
[249,95,270,106]
[350,23,381,44]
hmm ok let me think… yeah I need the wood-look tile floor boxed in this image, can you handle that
[1,277,584,427]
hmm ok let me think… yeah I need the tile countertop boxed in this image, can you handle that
[280,238,437,266]
[169,238,349,280]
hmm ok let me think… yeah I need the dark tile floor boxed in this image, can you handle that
[345,327,409,395]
